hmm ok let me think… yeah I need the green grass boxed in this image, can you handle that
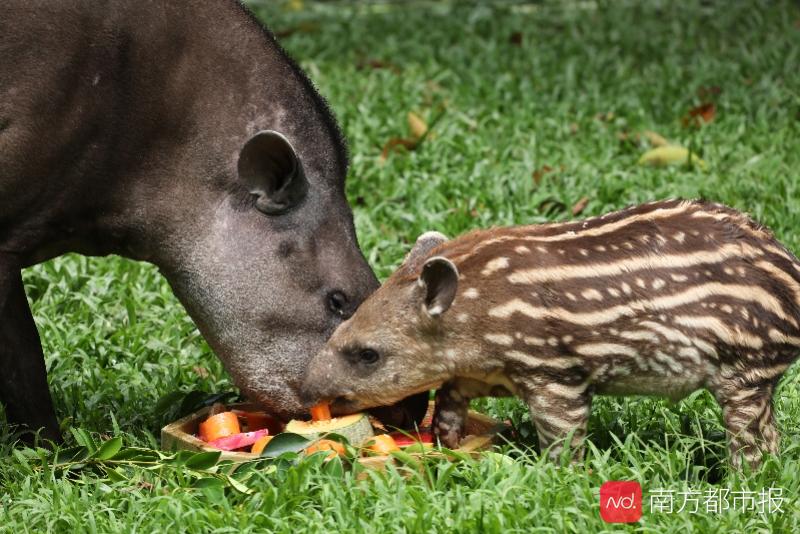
[2,1,800,531]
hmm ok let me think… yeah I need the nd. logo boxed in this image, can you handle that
[599,481,642,523]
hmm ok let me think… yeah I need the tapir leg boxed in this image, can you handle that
[0,268,61,444]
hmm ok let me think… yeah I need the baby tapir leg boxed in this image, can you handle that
[523,379,592,462]
[710,374,780,468]
[433,382,469,448]
[0,268,61,444]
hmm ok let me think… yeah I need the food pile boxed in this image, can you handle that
[196,402,434,458]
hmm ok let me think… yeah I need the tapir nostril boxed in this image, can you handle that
[326,290,349,317]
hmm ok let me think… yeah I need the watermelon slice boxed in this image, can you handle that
[388,430,434,447]
[207,429,269,451]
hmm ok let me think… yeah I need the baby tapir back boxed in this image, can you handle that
[302,199,800,466]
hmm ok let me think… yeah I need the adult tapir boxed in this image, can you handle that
[0,0,426,443]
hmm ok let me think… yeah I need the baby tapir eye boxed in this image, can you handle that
[359,349,380,365]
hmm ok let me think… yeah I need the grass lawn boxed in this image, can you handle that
[2,1,800,531]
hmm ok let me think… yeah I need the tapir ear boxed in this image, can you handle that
[418,256,459,317]
[403,231,448,272]
[238,130,309,215]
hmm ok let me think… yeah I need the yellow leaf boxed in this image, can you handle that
[407,112,428,140]
[638,146,706,169]
[642,130,670,147]
[287,0,304,11]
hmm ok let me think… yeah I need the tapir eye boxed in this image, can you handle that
[358,349,380,365]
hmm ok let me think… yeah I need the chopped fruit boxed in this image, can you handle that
[365,434,400,455]
[388,430,434,448]
[310,403,332,422]
[251,435,273,455]
[285,413,374,445]
[207,429,269,451]
[233,410,282,434]
[304,439,346,459]
[198,411,241,442]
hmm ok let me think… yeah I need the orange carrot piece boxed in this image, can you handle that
[365,434,400,455]
[310,403,331,422]
[198,411,240,442]
[251,435,273,455]
[305,439,345,460]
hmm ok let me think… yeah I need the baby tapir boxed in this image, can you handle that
[302,199,800,467]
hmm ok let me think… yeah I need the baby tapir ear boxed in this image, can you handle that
[238,130,309,215]
[419,256,459,317]
[403,231,448,272]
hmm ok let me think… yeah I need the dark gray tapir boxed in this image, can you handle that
[0,0,425,442]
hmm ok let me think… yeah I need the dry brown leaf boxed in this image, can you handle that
[192,366,209,378]
[569,122,579,135]
[380,137,418,162]
[532,165,553,184]
[407,112,428,140]
[697,86,722,100]
[356,58,401,74]
[571,196,590,216]
[682,102,716,127]
[643,130,669,147]
[273,21,319,39]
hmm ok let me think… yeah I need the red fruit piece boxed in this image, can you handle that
[207,429,270,451]
[388,431,434,447]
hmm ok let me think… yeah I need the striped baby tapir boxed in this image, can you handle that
[301,199,800,467]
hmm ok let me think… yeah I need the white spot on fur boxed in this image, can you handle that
[673,231,686,243]
[523,336,546,346]
[595,245,606,252]
[670,273,689,282]
[581,289,603,301]
[457,313,469,323]
[580,249,589,256]
[536,246,548,253]
[636,278,646,288]
[652,278,666,290]
[607,288,621,297]
[724,267,735,276]
[621,282,632,294]
[562,335,574,343]
[482,257,510,276]
[484,333,513,346]
[547,337,559,346]
[566,292,577,301]
[515,245,531,254]
[463,288,480,299]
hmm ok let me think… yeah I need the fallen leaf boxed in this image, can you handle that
[407,112,428,140]
[697,86,722,100]
[571,196,590,216]
[273,22,319,39]
[510,32,523,46]
[638,146,707,169]
[192,366,209,378]
[532,165,553,184]
[380,137,418,162]
[356,58,401,74]
[569,122,579,135]
[682,102,716,127]
[643,130,669,147]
